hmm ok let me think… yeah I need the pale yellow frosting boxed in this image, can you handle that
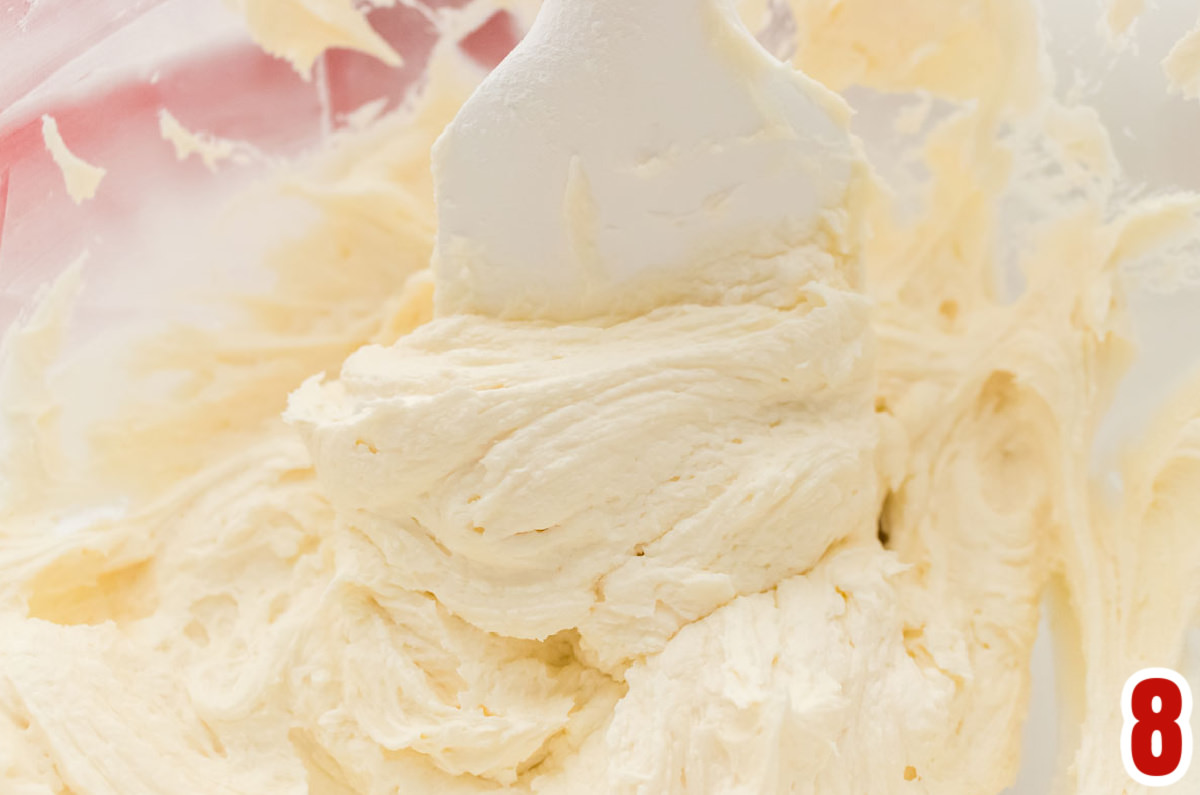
[158,110,257,171]
[223,0,402,78]
[1164,17,1200,100]
[2,1,1199,794]
[41,116,106,204]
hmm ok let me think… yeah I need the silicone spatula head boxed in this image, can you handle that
[432,0,861,320]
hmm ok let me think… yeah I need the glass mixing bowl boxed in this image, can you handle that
[0,0,528,334]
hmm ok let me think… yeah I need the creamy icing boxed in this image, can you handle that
[2,1,1200,794]
[1164,16,1200,100]
[158,109,257,171]
[40,115,106,204]
[223,0,403,77]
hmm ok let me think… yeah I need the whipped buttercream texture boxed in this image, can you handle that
[287,290,878,671]
[2,1,1200,794]
[41,116,106,204]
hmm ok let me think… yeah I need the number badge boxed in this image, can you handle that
[1121,668,1193,787]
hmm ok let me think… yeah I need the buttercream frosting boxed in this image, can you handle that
[2,1,1199,794]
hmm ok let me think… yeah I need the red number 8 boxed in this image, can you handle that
[1122,668,1193,787]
